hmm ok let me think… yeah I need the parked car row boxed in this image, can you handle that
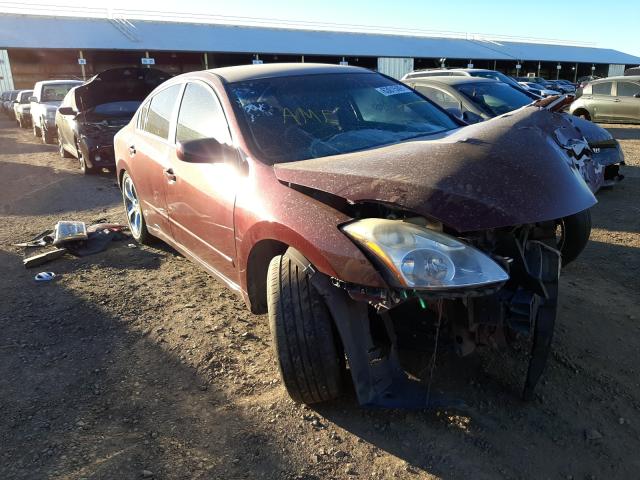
[0,63,631,408]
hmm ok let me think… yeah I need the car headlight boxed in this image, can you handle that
[342,218,509,290]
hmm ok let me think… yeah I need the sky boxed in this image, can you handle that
[5,0,640,56]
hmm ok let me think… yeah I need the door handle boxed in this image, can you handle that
[128,145,136,156]
[164,168,177,182]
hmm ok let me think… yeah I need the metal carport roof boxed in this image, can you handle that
[0,13,639,65]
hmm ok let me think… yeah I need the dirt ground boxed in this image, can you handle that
[0,116,638,480]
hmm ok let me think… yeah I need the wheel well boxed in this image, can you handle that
[573,108,590,119]
[117,168,127,187]
[246,239,288,314]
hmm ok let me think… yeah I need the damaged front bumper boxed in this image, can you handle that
[287,226,561,409]
[591,140,625,187]
[79,135,116,168]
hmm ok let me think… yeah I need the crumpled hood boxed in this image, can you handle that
[73,67,171,111]
[564,114,613,145]
[274,107,597,232]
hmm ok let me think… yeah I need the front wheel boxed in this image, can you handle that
[267,253,344,404]
[121,172,153,244]
[58,133,72,158]
[77,142,97,174]
[41,125,55,144]
[557,209,592,266]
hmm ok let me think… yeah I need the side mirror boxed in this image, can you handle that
[176,138,233,164]
[446,107,463,119]
[58,107,76,116]
[462,111,484,124]
[28,96,37,102]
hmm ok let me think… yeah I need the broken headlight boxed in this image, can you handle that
[342,218,509,290]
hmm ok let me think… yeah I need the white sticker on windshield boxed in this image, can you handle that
[375,85,411,96]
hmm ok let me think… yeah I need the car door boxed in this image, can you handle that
[589,81,615,122]
[129,83,183,238]
[614,81,640,123]
[164,81,238,281]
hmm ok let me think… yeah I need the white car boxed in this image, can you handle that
[29,80,82,144]
[13,90,33,128]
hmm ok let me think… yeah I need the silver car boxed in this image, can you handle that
[570,76,640,123]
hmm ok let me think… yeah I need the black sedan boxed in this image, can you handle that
[56,67,170,174]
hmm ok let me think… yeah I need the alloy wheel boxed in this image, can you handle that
[123,176,142,238]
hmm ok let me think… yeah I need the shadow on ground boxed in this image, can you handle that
[0,248,295,480]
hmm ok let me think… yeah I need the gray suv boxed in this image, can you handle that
[570,76,640,123]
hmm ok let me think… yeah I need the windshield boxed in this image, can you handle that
[228,72,458,163]
[85,101,141,121]
[19,91,33,103]
[41,83,80,102]
[456,82,533,116]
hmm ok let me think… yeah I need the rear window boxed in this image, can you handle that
[228,72,458,163]
[592,82,613,96]
[617,82,640,97]
[457,82,533,116]
[143,84,181,140]
[41,83,80,102]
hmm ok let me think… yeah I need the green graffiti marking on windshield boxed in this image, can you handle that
[283,107,331,125]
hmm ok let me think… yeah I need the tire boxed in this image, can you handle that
[267,253,343,404]
[121,171,153,244]
[58,132,72,158]
[77,141,97,174]
[573,109,591,121]
[41,125,55,144]
[557,209,591,266]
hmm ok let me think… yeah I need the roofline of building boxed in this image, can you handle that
[0,12,639,65]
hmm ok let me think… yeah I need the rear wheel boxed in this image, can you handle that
[121,172,153,244]
[557,209,591,266]
[573,109,591,121]
[267,253,344,404]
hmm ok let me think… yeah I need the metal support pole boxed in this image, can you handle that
[145,51,150,68]
[574,63,578,83]
[301,55,305,63]
[204,52,209,70]
[493,60,497,70]
[78,50,86,80]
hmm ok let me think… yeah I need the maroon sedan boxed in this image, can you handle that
[115,64,596,408]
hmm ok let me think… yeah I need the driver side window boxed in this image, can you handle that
[176,82,231,145]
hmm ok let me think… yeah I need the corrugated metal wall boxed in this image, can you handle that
[0,50,14,91]
[377,57,414,79]
[607,64,625,77]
